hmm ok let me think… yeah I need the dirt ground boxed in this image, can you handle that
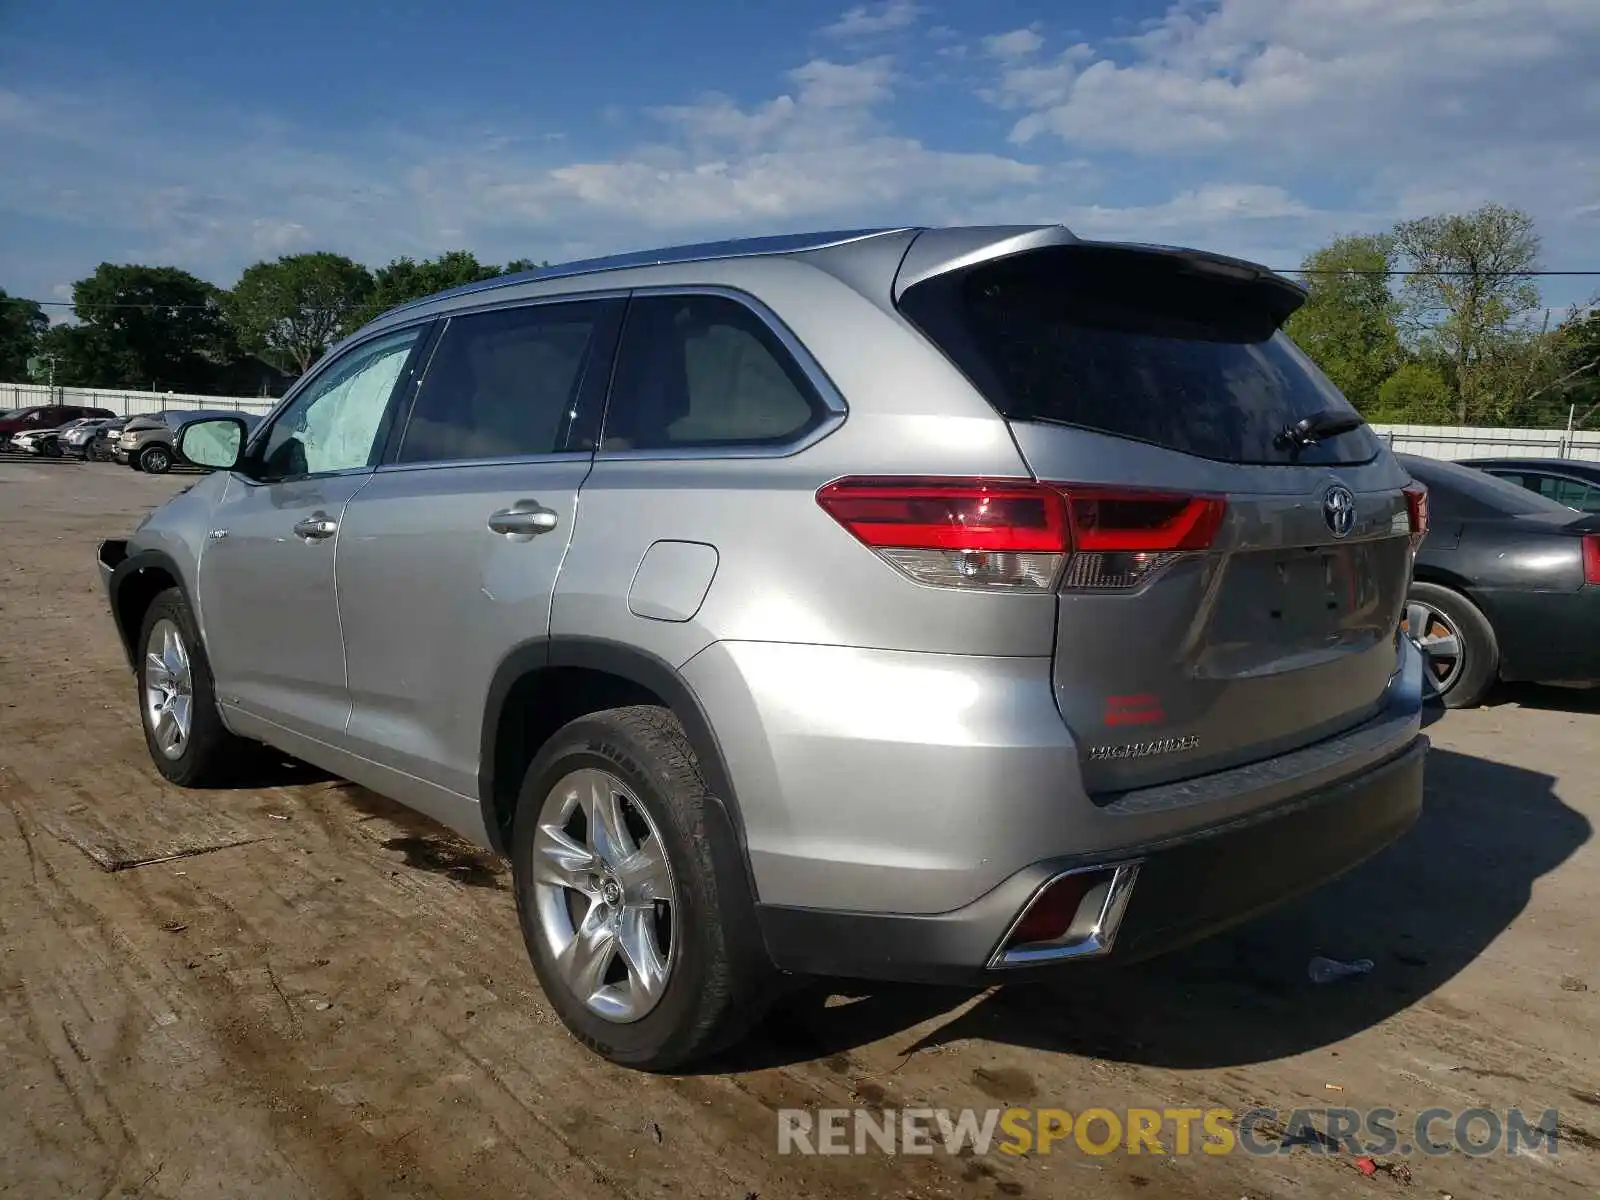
[2,454,1597,1199]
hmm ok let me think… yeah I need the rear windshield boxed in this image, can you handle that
[1401,456,1577,519]
[898,245,1380,466]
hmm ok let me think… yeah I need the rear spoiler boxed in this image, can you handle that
[894,226,1307,327]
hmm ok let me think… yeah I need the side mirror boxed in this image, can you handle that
[177,416,248,471]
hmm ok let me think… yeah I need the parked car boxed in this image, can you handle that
[84,417,131,461]
[1457,456,1600,515]
[13,417,94,457]
[60,417,123,459]
[99,226,1430,1070]
[114,410,258,473]
[1399,453,1600,707]
[0,404,116,448]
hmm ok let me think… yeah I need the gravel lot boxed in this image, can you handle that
[3,456,1598,1199]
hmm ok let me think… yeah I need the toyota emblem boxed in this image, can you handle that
[1323,484,1356,539]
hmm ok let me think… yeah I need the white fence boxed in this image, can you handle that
[4,381,1598,461]
[0,382,277,417]
[1371,422,1600,462]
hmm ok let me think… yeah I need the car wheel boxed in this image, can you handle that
[511,706,773,1070]
[139,445,172,474]
[1403,582,1499,708]
[42,440,62,458]
[136,588,254,785]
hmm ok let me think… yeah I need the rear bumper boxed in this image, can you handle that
[756,734,1426,984]
[1481,585,1600,684]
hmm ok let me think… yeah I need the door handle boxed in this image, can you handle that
[293,515,338,541]
[488,504,559,537]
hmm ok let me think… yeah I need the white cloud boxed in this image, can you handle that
[1001,0,1600,159]
[790,57,895,108]
[983,29,1044,60]
[974,0,1600,290]
[0,49,1036,292]
[986,44,1095,110]
[821,1,922,40]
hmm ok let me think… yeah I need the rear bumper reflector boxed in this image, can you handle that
[988,862,1141,967]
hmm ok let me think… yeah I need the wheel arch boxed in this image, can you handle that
[1410,562,1481,598]
[479,637,752,878]
[107,548,191,670]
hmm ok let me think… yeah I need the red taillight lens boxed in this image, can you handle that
[1583,534,1600,586]
[1057,485,1224,591]
[815,478,1069,552]
[1403,483,1430,550]
[817,477,1224,592]
[816,477,1070,591]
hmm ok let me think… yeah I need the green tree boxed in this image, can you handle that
[1373,362,1454,424]
[364,251,501,321]
[501,258,551,275]
[226,252,374,374]
[1284,234,1402,413]
[1550,304,1600,428]
[1392,203,1542,423]
[0,288,49,380]
[63,264,231,390]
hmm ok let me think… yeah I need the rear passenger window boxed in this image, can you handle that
[397,301,614,464]
[1543,477,1594,511]
[601,294,825,452]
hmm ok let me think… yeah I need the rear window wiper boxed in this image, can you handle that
[1276,409,1366,451]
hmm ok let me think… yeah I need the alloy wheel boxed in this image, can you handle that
[1402,600,1464,697]
[531,768,677,1023]
[142,618,194,759]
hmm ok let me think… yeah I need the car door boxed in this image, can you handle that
[196,323,432,740]
[336,297,624,812]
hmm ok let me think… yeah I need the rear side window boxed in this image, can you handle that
[898,245,1381,465]
[397,300,620,464]
[1526,474,1600,512]
[601,294,826,452]
[1404,458,1575,519]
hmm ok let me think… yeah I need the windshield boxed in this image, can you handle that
[899,245,1380,465]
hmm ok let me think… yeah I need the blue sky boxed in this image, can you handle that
[2,0,1598,315]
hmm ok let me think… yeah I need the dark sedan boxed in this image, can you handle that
[1399,453,1600,707]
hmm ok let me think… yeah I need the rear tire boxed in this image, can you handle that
[135,588,255,785]
[139,445,172,474]
[1405,582,1498,708]
[510,706,773,1070]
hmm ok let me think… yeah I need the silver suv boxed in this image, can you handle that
[99,227,1430,1069]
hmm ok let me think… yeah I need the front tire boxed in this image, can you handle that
[139,445,172,474]
[1404,582,1499,708]
[511,706,772,1070]
[135,588,253,785]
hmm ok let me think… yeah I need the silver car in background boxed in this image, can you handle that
[99,226,1430,1069]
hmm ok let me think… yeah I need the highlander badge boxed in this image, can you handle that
[1088,734,1201,762]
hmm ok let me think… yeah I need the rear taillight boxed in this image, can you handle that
[1402,483,1429,551]
[1058,487,1225,590]
[816,477,1068,591]
[1583,534,1600,586]
[816,477,1224,593]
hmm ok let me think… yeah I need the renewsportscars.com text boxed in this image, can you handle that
[777,1105,1564,1158]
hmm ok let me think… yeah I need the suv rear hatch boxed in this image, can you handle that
[897,239,1423,793]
